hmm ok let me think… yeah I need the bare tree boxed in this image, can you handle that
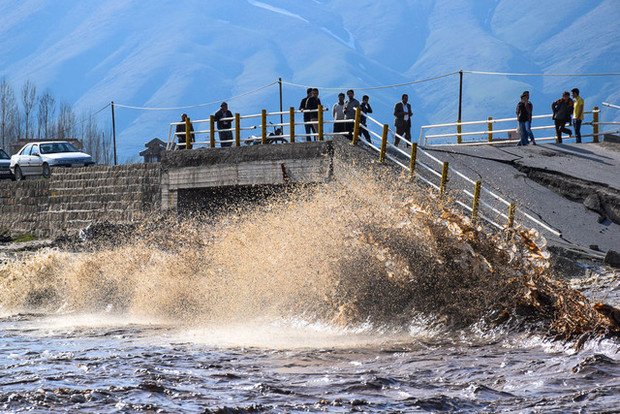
[56,101,76,140]
[77,112,112,164]
[37,90,56,139]
[22,80,37,139]
[0,78,18,149]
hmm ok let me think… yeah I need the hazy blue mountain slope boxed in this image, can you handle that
[0,0,618,160]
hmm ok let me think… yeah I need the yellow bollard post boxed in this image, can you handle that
[261,109,267,145]
[439,162,449,198]
[209,115,215,148]
[508,203,516,228]
[379,124,388,163]
[408,143,418,181]
[352,107,361,145]
[487,117,493,142]
[317,104,324,141]
[185,116,192,150]
[235,113,241,147]
[289,107,295,143]
[471,181,481,221]
[592,106,599,143]
[457,119,462,144]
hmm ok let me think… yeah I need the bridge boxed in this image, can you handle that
[1,107,619,268]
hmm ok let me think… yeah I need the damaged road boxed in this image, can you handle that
[418,140,620,267]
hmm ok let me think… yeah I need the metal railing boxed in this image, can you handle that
[349,108,605,258]
[166,106,359,150]
[419,107,620,146]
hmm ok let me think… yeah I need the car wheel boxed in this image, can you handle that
[42,163,51,179]
[14,165,24,181]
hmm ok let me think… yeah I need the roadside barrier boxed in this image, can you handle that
[419,108,620,146]
[166,107,353,150]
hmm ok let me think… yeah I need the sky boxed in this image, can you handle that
[1,0,619,162]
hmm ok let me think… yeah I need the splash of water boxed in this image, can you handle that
[0,164,614,346]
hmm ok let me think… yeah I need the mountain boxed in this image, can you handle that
[1,0,619,161]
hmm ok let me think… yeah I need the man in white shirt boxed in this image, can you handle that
[393,94,412,147]
[332,93,346,134]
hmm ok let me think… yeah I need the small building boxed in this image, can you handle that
[140,138,166,163]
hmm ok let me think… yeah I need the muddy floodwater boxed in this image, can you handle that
[1,169,619,413]
[1,303,619,413]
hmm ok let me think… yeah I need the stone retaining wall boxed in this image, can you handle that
[0,164,160,239]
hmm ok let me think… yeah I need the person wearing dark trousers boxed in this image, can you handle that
[214,102,233,147]
[551,91,573,143]
[516,93,530,146]
[175,113,195,149]
[393,94,412,147]
[571,88,584,143]
[360,95,372,142]
[332,93,346,134]
[304,88,321,141]
[299,88,314,141]
[343,89,360,139]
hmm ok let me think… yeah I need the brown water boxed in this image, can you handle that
[1,167,619,413]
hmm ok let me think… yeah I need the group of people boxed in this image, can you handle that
[326,89,413,146]
[327,89,374,142]
[328,90,413,146]
[176,91,416,148]
[517,88,584,146]
[176,87,586,149]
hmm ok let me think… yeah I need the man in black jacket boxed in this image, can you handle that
[214,102,233,147]
[393,94,412,147]
[175,113,195,149]
[551,92,573,143]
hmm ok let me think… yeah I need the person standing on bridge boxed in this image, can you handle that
[571,88,584,143]
[303,88,321,141]
[394,94,412,147]
[332,92,346,134]
[214,102,233,147]
[516,92,535,146]
[552,91,573,143]
[343,89,360,139]
[175,113,195,149]
[360,95,373,143]
[299,88,314,141]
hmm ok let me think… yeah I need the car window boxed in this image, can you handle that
[31,145,39,156]
[0,149,9,160]
[40,142,79,154]
[20,144,31,155]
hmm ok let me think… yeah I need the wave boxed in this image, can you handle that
[0,163,617,346]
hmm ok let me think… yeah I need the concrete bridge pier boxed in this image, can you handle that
[159,142,334,210]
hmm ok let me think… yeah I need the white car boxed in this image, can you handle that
[10,141,95,180]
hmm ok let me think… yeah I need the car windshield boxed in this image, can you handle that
[40,142,80,154]
[0,149,9,160]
